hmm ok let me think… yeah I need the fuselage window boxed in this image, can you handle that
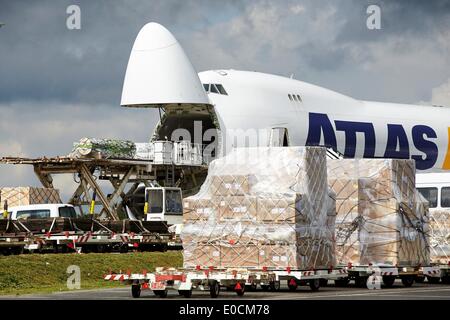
[297,94,302,102]
[288,94,292,101]
[417,187,438,208]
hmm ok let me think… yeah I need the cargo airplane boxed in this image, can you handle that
[121,22,450,205]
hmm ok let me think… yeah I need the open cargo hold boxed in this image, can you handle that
[428,209,450,264]
[0,187,62,207]
[327,159,430,267]
[181,146,336,270]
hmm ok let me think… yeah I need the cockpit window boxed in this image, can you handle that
[202,83,228,95]
[215,84,228,95]
[210,84,219,94]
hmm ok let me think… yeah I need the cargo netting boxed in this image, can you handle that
[428,209,450,264]
[181,147,336,270]
[0,187,62,207]
[327,159,430,267]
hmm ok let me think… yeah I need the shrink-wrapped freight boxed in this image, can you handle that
[327,159,429,266]
[428,209,450,264]
[181,147,335,270]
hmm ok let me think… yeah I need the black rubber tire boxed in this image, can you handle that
[131,284,141,298]
[209,280,220,298]
[334,278,350,287]
[382,275,396,288]
[235,284,245,297]
[401,276,414,287]
[427,276,441,284]
[415,276,425,283]
[270,281,281,291]
[309,279,320,292]
[179,290,192,298]
[355,276,368,288]
[319,279,328,287]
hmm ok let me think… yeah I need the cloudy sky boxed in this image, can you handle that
[0,0,449,198]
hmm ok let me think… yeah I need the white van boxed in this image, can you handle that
[8,204,79,220]
[416,172,450,210]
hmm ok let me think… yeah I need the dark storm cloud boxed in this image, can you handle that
[1,0,449,105]
[0,0,243,105]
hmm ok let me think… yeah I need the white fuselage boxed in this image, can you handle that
[120,23,449,173]
[199,69,450,172]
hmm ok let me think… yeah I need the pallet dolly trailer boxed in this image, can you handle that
[419,264,450,284]
[340,264,422,288]
[24,230,175,253]
[103,266,349,298]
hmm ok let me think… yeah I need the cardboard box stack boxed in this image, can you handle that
[182,147,336,269]
[327,159,430,267]
[0,187,62,207]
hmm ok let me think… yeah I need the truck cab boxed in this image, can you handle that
[144,187,183,225]
[8,204,79,220]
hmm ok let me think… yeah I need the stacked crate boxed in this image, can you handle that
[182,147,336,270]
[327,159,430,267]
[0,187,61,207]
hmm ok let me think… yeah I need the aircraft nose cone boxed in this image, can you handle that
[121,22,210,107]
[132,22,177,51]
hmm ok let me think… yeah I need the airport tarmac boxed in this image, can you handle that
[3,281,450,300]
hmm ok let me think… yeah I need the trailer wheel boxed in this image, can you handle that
[209,280,220,298]
[178,290,192,298]
[427,276,440,284]
[309,279,320,292]
[415,276,425,283]
[131,284,141,298]
[401,276,414,287]
[287,278,298,291]
[319,279,328,287]
[153,289,168,298]
[334,278,350,287]
[270,280,280,291]
[382,276,396,288]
